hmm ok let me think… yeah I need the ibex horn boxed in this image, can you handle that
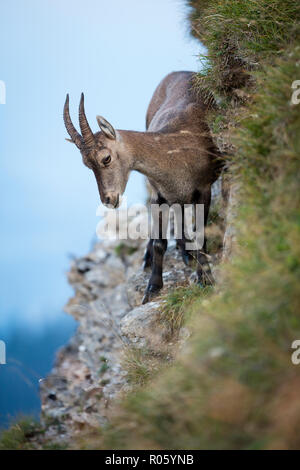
[63,94,83,149]
[79,93,95,148]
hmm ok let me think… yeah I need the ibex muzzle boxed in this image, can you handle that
[64,72,223,303]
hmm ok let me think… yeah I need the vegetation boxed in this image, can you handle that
[122,286,212,387]
[122,346,164,387]
[0,416,70,450]
[189,0,300,96]
[114,242,138,258]
[158,284,212,338]
[0,417,43,450]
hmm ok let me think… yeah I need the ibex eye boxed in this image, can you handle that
[102,155,111,165]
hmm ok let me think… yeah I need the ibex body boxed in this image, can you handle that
[64,71,222,303]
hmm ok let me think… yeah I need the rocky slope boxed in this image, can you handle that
[39,178,227,445]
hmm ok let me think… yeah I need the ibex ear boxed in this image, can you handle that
[96,115,116,140]
[65,138,75,144]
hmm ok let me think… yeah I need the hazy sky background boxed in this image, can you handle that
[0,0,203,329]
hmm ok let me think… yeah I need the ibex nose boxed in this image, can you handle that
[103,193,120,208]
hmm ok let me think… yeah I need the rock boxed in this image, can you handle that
[120,301,164,350]
[40,205,223,443]
[126,270,149,308]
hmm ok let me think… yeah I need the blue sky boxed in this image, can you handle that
[0,0,204,328]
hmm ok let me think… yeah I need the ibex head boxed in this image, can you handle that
[64,94,131,208]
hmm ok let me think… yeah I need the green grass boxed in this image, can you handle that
[189,0,300,96]
[158,284,213,338]
[189,0,300,54]
[0,417,43,450]
[122,346,165,387]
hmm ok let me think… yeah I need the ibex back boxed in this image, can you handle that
[64,71,222,303]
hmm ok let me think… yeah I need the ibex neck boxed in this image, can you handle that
[118,129,190,181]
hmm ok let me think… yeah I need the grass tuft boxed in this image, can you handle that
[0,417,43,450]
[122,347,165,387]
[159,284,212,338]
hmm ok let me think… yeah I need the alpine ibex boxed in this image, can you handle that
[64,71,222,303]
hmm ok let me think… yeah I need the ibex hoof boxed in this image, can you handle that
[141,285,161,304]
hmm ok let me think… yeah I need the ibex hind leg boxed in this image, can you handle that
[196,251,214,286]
[176,239,194,266]
[178,239,214,285]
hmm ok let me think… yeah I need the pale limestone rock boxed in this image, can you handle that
[120,301,163,350]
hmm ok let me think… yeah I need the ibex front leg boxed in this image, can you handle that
[143,238,153,271]
[142,198,168,304]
